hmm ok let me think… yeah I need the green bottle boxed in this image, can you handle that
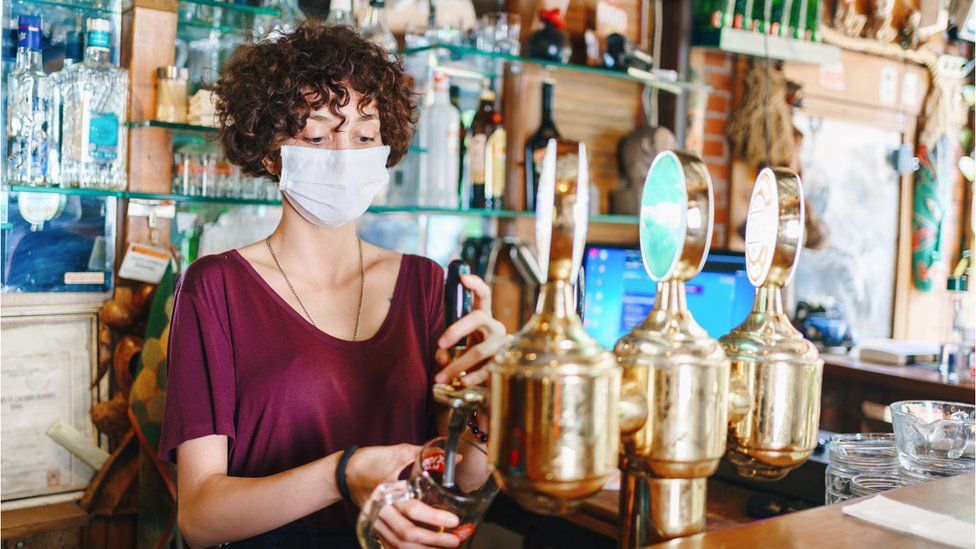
[740,0,755,29]
[792,0,808,39]
[769,0,785,34]
[753,0,774,33]
[779,0,795,36]
[709,0,738,28]
[806,0,823,41]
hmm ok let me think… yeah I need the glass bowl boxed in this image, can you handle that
[889,400,975,478]
[849,473,916,498]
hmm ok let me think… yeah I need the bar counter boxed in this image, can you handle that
[646,472,975,548]
[492,473,975,547]
[823,353,976,404]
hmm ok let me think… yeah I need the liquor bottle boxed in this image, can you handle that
[738,0,755,29]
[6,16,57,186]
[50,31,85,186]
[792,0,808,39]
[360,0,397,52]
[254,0,305,39]
[60,18,129,190]
[469,79,501,209]
[449,84,469,206]
[751,0,773,32]
[485,97,506,211]
[704,0,738,29]
[1,19,16,169]
[769,0,785,34]
[62,31,83,67]
[326,0,355,26]
[805,0,823,41]
[526,9,571,63]
[779,0,795,36]
[419,70,460,208]
[524,81,560,211]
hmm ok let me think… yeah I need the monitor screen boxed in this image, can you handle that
[582,246,754,349]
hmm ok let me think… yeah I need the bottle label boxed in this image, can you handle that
[532,146,547,179]
[87,30,111,49]
[88,112,119,161]
[486,129,506,199]
[7,92,52,182]
[470,134,487,184]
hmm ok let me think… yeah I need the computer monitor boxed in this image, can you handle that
[582,245,754,349]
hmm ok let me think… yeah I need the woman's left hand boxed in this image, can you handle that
[434,274,508,388]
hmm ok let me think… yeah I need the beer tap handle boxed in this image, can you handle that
[433,259,486,409]
[445,259,473,354]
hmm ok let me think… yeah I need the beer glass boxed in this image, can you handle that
[356,437,499,548]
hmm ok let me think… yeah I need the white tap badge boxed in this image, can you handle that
[534,139,558,284]
[570,142,590,284]
[744,168,779,287]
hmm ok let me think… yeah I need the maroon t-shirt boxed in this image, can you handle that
[159,250,445,526]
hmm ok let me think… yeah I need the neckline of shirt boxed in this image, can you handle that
[228,248,409,349]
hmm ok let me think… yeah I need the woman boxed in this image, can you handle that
[159,23,506,548]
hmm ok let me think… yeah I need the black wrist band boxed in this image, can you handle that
[336,445,359,504]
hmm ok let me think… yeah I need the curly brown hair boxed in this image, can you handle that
[213,22,415,178]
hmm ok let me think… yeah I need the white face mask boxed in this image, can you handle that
[278,144,391,228]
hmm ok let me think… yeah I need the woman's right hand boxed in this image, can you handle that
[346,444,461,548]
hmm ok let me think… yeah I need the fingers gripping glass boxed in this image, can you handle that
[357,437,499,548]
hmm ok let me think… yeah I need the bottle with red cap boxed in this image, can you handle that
[526,8,571,63]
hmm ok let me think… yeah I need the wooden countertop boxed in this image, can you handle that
[647,473,975,548]
[823,353,975,404]
[569,479,758,540]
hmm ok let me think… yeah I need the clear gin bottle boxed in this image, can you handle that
[6,16,57,186]
[60,18,129,190]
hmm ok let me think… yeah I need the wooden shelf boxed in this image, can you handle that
[694,27,841,65]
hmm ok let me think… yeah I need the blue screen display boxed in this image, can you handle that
[582,246,754,349]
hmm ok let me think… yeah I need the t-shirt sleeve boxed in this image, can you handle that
[158,289,237,464]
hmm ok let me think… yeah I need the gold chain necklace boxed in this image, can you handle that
[265,236,366,341]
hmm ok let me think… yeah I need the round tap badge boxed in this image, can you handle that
[570,143,590,284]
[744,169,779,287]
[639,151,687,282]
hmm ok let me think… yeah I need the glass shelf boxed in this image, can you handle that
[5,185,125,198]
[4,186,639,224]
[180,0,279,16]
[399,44,710,95]
[127,120,218,133]
[10,0,122,16]
[179,18,241,35]
[693,27,841,65]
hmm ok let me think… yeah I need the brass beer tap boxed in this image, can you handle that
[615,151,731,546]
[488,140,623,515]
[721,168,824,480]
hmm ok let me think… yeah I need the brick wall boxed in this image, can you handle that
[688,48,735,249]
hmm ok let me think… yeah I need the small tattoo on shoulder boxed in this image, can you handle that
[388,296,393,304]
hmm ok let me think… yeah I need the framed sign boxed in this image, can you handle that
[1,313,102,503]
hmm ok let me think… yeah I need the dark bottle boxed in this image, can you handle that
[524,81,560,211]
[469,79,500,210]
[449,84,467,201]
[526,9,571,63]
[701,0,737,29]
[736,0,753,29]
